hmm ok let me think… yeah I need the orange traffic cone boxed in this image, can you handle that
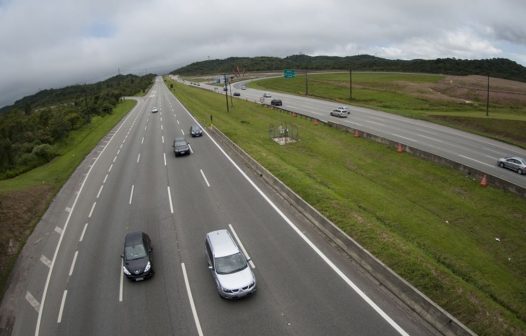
[396,143,404,153]
[354,129,360,137]
[480,175,488,187]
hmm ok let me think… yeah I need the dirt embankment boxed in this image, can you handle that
[0,185,54,294]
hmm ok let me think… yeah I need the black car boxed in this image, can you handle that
[270,99,282,106]
[122,231,154,281]
[190,124,203,137]
[233,92,241,97]
[173,137,191,156]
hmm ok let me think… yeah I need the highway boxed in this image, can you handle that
[182,76,526,189]
[2,77,442,335]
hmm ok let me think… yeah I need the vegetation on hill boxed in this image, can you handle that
[0,74,154,179]
[172,54,526,83]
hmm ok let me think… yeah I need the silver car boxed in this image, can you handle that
[205,229,256,299]
[497,156,526,175]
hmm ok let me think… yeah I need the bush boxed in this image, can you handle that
[32,144,55,162]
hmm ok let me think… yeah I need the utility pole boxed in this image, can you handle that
[224,74,229,113]
[486,74,490,117]
[349,67,353,99]
[305,70,309,95]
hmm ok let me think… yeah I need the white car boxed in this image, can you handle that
[241,85,247,90]
[334,106,349,114]
[151,107,159,113]
[263,92,272,98]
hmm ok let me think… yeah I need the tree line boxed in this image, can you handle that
[0,74,155,179]
[172,54,526,83]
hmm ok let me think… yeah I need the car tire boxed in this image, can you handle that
[498,162,504,168]
[518,169,524,175]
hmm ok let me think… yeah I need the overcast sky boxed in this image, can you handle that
[1,0,525,107]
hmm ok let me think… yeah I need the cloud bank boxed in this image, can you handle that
[1,0,525,107]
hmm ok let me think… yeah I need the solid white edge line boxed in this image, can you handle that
[129,185,134,205]
[79,223,88,242]
[119,259,124,302]
[57,290,67,324]
[167,186,174,214]
[68,251,78,277]
[163,153,167,166]
[200,169,210,187]
[174,96,410,336]
[181,263,204,336]
[34,98,140,336]
[189,144,193,154]
[228,224,255,269]
[96,185,103,199]
[88,202,96,218]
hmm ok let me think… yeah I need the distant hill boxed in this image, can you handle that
[0,74,154,178]
[172,54,526,83]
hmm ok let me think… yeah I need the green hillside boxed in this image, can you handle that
[172,54,526,82]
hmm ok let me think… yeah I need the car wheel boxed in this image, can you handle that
[498,162,504,168]
[518,169,524,175]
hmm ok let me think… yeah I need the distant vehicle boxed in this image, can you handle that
[263,92,272,98]
[241,85,247,90]
[205,229,256,299]
[233,92,241,97]
[270,99,282,106]
[190,124,203,137]
[173,137,191,156]
[497,156,526,175]
[333,106,349,115]
[223,87,228,92]
[330,109,348,118]
[151,107,159,113]
[122,232,154,281]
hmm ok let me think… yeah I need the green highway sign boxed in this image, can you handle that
[284,69,296,78]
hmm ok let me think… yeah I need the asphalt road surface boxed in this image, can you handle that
[181,76,526,189]
[5,77,443,336]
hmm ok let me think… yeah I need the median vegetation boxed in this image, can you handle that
[165,77,526,336]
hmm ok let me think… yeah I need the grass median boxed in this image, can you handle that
[166,77,526,336]
[0,99,137,297]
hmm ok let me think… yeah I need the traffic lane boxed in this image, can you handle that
[35,99,148,336]
[42,96,153,334]
[164,150,296,336]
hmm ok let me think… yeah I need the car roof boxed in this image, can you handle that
[206,229,240,258]
[175,137,186,142]
[508,156,526,161]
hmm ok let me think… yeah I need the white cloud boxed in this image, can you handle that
[0,0,525,107]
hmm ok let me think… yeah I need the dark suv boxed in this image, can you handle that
[122,232,154,281]
[270,99,282,106]
[173,137,191,156]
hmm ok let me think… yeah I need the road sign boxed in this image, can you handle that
[284,69,296,78]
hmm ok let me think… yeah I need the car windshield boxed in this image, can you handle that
[125,243,147,260]
[215,252,247,274]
